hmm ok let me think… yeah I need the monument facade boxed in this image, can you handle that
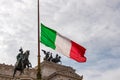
[0,61,83,80]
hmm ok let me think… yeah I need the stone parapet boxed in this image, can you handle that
[0,61,83,80]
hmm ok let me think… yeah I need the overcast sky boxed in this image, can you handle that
[0,0,120,80]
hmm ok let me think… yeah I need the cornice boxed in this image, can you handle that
[40,61,75,72]
[47,70,83,80]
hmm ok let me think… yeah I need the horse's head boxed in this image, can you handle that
[25,50,30,55]
[24,50,30,59]
[27,50,30,55]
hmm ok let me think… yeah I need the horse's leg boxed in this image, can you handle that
[23,64,25,69]
[27,64,29,69]
[19,70,22,75]
[19,65,25,76]
[19,69,24,75]
[19,71,22,75]
[22,69,24,74]
[13,69,17,78]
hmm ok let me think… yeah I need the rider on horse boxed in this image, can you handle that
[13,48,32,78]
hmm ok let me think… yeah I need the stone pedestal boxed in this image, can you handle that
[40,61,83,80]
[0,61,83,80]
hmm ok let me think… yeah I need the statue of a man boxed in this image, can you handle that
[16,47,24,63]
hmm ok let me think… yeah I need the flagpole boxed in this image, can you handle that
[37,0,41,79]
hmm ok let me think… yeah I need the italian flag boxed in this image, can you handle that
[40,23,86,62]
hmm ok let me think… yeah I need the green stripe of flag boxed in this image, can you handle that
[40,23,57,49]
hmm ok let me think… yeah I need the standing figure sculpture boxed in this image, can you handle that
[13,47,32,78]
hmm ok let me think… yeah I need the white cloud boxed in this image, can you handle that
[79,68,120,80]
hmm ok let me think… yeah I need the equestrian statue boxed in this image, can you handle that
[13,47,32,78]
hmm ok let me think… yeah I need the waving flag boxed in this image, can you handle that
[40,23,86,62]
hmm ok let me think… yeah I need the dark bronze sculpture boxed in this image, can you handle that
[42,49,62,64]
[13,47,32,78]
[23,50,32,68]
[16,48,24,68]
[51,54,62,64]
[42,49,50,61]
[47,53,53,61]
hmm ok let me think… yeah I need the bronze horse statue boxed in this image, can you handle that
[13,50,32,78]
[42,49,62,64]
[23,50,32,68]
[51,54,62,64]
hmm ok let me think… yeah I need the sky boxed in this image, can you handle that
[0,0,120,80]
